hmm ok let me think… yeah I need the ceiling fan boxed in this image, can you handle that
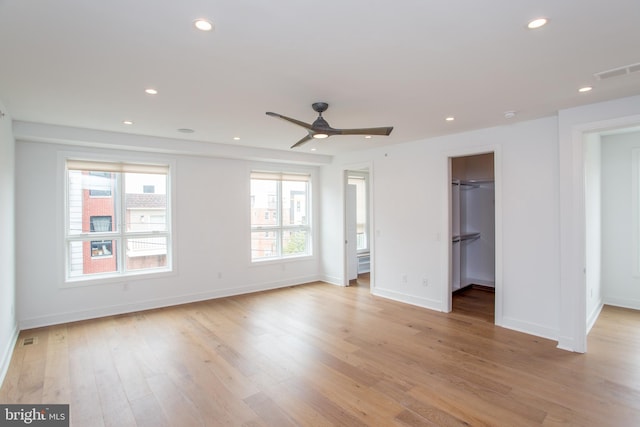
[266,102,394,149]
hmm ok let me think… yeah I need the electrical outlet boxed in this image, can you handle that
[422,278,428,287]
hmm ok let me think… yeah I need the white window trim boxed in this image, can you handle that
[250,170,313,263]
[60,153,176,286]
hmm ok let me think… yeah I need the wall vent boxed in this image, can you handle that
[594,62,640,80]
[21,337,38,346]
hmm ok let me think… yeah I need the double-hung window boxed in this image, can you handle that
[250,171,311,261]
[65,159,172,281]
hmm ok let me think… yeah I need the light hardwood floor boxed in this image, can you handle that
[1,278,639,426]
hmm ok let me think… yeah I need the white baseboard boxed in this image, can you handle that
[499,316,559,343]
[0,323,19,388]
[603,296,640,311]
[556,335,578,352]
[372,287,443,312]
[19,275,322,330]
[587,301,604,334]
[320,275,345,286]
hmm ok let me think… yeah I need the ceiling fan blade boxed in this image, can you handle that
[266,112,313,130]
[290,134,314,149]
[336,126,394,136]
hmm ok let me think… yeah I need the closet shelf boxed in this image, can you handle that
[451,179,494,188]
[452,232,480,243]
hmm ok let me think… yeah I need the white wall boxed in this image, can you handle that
[15,138,322,328]
[601,130,640,309]
[0,101,18,385]
[322,116,561,340]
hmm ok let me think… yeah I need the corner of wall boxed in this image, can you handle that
[0,99,18,387]
[0,324,19,387]
[586,301,604,334]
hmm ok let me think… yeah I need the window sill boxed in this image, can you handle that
[61,268,175,289]
[250,254,315,267]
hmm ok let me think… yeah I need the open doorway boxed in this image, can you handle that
[585,127,640,331]
[345,169,371,288]
[563,115,640,353]
[450,153,496,322]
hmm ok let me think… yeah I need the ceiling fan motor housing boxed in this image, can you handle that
[312,102,329,113]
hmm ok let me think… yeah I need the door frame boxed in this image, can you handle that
[443,146,503,326]
[560,114,640,352]
[342,162,374,289]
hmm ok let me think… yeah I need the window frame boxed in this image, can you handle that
[250,170,312,262]
[64,158,173,283]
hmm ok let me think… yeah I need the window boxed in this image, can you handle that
[250,171,311,261]
[90,216,113,257]
[65,159,171,281]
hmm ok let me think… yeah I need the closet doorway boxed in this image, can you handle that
[450,153,496,322]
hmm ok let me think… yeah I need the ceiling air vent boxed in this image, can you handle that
[594,62,640,80]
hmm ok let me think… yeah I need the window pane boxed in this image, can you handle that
[251,179,278,226]
[125,173,167,232]
[88,171,113,197]
[126,237,167,271]
[251,231,278,260]
[68,240,118,278]
[282,180,307,226]
[282,229,308,256]
[68,170,117,235]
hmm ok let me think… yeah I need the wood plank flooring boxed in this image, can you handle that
[1,278,639,426]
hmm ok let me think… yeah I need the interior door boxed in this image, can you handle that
[346,184,358,282]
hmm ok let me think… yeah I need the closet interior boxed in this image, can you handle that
[451,153,495,295]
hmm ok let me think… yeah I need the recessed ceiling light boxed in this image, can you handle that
[194,19,214,31]
[145,88,158,95]
[177,128,194,133]
[527,18,548,29]
[365,135,372,139]
[578,86,593,93]
[123,120,134,125]
[311,148,317,151]
[504,111,517,119]
[445,117,455,122]
[233,136,240,140]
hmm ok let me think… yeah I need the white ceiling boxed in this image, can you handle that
[1,0,639,156]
